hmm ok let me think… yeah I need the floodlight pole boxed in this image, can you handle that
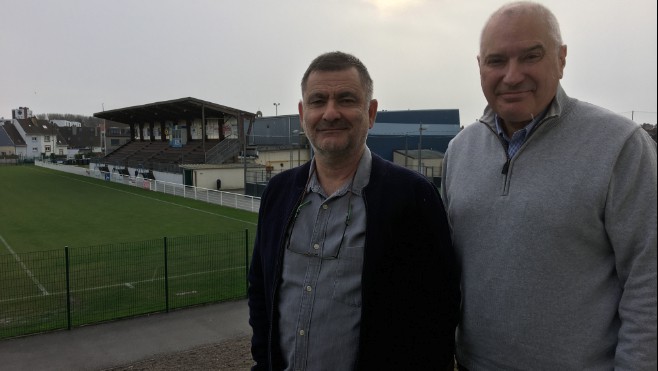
[405,133,408,168]
[292,129,305,167]
[289,120,293,169]
[418,123,426,174]
[298,131,304,166]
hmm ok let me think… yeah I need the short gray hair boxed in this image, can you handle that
[301,51,374,102]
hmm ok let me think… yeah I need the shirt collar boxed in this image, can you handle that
[495,108,548,141]
[307,147,372,198]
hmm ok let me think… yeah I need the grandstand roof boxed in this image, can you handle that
[93,97,256,124]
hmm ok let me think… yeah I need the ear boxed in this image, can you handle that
[558,45,567,78]
[368,99,378,129]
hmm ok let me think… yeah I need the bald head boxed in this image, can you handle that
[480,1,563,56]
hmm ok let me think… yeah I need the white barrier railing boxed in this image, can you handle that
[35,160,261,213]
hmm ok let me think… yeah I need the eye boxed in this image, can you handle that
[336,92,360,106]
[523,53,543,63]
[485,57,505,67]
[522,46,545,63]
[306,96,326,106]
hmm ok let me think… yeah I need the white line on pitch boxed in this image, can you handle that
[0,266,245,303]
[0,234,50,296]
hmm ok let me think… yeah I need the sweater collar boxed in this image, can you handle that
[479,84,569,130]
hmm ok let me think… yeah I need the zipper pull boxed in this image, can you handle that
[502,158,510,175]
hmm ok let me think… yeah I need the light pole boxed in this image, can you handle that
[293,130,305,166]
[298,131,305,166]
[52,121,55,161]
[273,103,280,116]
[289,120,293,169]
[404,133,408,168]
[418,123,426,174]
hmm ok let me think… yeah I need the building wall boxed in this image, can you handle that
[256,148,310,170]
[12,107,32,119]
[15,146,28,159]
[193,167,245,190]
[0,145,14,156]
[393,151,444,177]
[250,110,459,161]
[249,116,303,146]
[367,134,452,161]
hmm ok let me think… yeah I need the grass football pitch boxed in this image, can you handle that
[0,165,258,253]
[0,165,258,338]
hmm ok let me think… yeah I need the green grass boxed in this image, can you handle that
[0,165,258,339]
[0,165,257,253]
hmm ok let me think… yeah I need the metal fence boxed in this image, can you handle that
[35,160,261,213]
[0,231,252,340]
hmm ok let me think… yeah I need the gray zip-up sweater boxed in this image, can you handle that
[441,85,657,370]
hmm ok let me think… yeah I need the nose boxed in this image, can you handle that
[502,60,525,87]
[322,99,341,122]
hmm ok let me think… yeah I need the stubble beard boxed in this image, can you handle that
[312,130,367,163]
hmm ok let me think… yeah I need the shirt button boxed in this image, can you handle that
[299,329,305,336]
[313,243,320,250]
[322,204,328,210]
[306,285,312,292]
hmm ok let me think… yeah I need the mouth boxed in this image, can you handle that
[317,125,349,132]
[497,85,534,96]
[497,90,532,101]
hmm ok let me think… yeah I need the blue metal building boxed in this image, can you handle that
[249,109,460,161]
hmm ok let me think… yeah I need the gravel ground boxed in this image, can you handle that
[104,335,254,371]
[103,335,459,371]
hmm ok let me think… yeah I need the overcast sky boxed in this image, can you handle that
[2,0,656,127]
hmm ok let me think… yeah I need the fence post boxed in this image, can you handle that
[164,237,169,313]
[245,229,249,296]
[65,246,71,330]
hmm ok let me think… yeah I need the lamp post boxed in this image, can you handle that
[51,120,56,161]
[418,123,426,174]
[404,133,408,168]
[273,102,280,116]
[293,129,305,166]
[288,120,293,169]
[298,131,305,166]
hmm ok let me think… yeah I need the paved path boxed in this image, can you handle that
[0,299,250,371]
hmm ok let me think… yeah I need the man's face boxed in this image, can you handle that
[298,67,377,160]
[478,13,566,127]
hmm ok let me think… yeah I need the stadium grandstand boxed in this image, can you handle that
[92,97,460,195]
[93,97,259,189]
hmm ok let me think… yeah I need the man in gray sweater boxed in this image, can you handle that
[441,2,657,370]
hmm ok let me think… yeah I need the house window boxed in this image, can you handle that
[32,147,38,152]
[45,135,50,142]
[45,145,51,152]
[32,137,38,142]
